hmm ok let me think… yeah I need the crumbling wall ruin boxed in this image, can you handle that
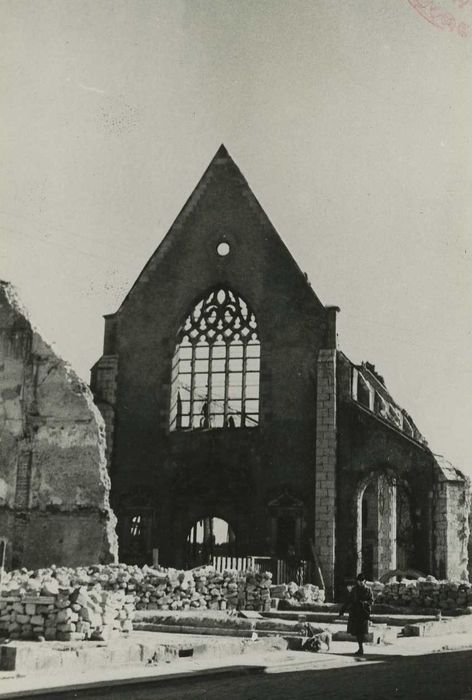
[0,281,118,569]
[433,456,470,581]
[336,351,470,590]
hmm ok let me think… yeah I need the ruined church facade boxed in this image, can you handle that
[91,146,469,597]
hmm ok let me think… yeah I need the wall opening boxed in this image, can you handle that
[117,489,155,566]
[357,374,373,409]
[268,493,304,561]
[276,515,296,558]
[120,510,153,565]
[356,472,397,580]
[170,288,260,430]
[186,516,236,568]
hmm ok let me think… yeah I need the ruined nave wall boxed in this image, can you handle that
[0,281,118,569]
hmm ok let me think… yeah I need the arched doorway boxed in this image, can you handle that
[356,471,397,580]
[186,517,236,568]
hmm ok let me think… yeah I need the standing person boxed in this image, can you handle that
[340,572,373,656]
[200,399,210,428]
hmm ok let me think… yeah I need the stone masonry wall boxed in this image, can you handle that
[335,351,469,592]
[376,475,397,577]
[0,281,118,568]
[433,480,448,579]
[314,349,337,599]
[446,482,470,580]
[433,473,469,582]
[95,147,333,568]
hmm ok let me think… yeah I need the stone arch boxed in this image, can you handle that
[355,468,421,580]
[355,468,398,580]
[185,511,238,568]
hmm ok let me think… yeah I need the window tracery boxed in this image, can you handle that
[170,288,260,430]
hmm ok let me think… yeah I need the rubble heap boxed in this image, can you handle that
[0,563,275,639]
[124,565,273,611]
[373,577,472,610]
[270,582,325,607]
[0,576,134,641]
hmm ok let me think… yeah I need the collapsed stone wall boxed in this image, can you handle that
[336,351,471,590]
[134,567,273,612]
[373,577,472,611]
[2,563,272,613]
[0,281,118,568]
[0,584,133,642]
[6,563,472,643]
[271,582,325,607]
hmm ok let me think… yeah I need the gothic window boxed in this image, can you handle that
[130,514,142,538]
[117,489,155,566]
[170,288,260,430]
[121,511,151,564]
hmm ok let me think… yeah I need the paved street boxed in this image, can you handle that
[31,649,472,700]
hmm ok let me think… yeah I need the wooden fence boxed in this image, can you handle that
[211,555,316,585]
[212,556,258,573]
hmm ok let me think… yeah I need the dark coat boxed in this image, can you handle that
[340,583,374,638]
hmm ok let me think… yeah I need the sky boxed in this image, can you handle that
[1,0,471,474]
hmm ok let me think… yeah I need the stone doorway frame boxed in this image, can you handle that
[355,469,398,580]
[268,492,305,558]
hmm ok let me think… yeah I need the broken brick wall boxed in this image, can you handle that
[0,281,118,569]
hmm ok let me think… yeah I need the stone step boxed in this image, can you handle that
[403,615,472,638]
[134,620,398,646]
[135,623,276,638]
[134,611,256,629]
[134,612,326,636]
[261,609,438,627]
[275,602,447,616]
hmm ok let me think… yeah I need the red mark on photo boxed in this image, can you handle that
[407,0,470,37]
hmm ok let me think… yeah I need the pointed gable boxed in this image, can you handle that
[118,145,326,316]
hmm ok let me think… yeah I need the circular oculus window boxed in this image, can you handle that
[217,242,230,257]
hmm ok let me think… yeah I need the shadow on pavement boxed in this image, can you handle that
[18,649,472,700]
[332,651,403,661]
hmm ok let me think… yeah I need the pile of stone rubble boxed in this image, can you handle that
[270,582,325,607]
[0,564,275,639]
[372,577,472,611]
[132,566,273,611]
[3,563,472,641]
[0,576,134,642]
